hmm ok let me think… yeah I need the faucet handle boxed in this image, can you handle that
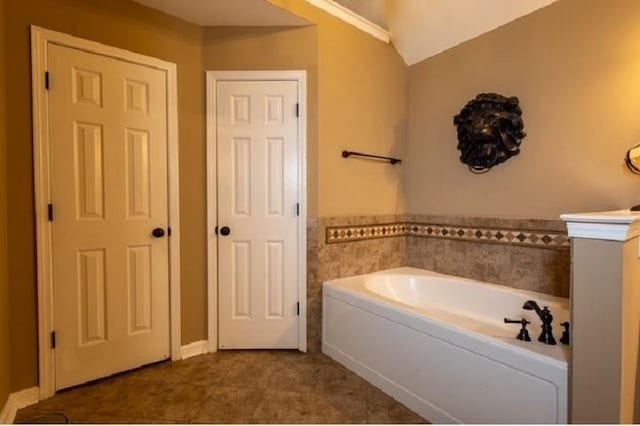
[504,318,528,324]
[504,318,532,342]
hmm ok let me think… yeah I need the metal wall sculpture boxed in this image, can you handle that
[453,93,526,173]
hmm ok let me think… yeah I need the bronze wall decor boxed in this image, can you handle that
[453,93,526,173]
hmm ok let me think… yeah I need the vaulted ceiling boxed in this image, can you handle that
[335,0,559,65]
[131,0,559,65]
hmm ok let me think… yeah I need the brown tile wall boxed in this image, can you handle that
[405,215,570,298]
[306,214,570,353]
[307,216,406,353]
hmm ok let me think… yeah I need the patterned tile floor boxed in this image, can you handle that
[16,350,426,424]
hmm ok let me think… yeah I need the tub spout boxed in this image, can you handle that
[522,300,556,345]
[522,300,544,317]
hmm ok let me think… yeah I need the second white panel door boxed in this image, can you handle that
[217,80,300,349]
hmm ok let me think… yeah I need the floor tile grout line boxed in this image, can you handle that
[186,384,219,424]
[249,387,269,422]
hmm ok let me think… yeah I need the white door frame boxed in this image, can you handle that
[31,26,182,399]
[206,71,307,353]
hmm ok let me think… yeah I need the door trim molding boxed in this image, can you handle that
[31,26,182,399]
[206,70,308,353]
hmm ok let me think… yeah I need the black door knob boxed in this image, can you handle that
[219,226,231,236]
[152,228,166,238]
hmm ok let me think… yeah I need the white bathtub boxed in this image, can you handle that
[322,267,569,424]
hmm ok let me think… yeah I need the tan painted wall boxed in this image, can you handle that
[0,0,12,409]
[4,0,205,390]
[406,0,640,218]
[203,26,319,217]
[269,0,408,217]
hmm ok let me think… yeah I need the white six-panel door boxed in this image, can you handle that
[48,44,170,389]
[216,80,300,349]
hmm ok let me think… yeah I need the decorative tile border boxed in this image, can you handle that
[325,221,570,250]
[406,222,570,250]
[325,222,407,243]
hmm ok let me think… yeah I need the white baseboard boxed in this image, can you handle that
[180,340,208,360]
[0,387,40,424]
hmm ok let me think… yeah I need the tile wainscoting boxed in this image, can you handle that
[404,215,570,298]
[306,214,570,352]
[307,216,407,353]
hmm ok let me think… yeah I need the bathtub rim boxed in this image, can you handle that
[345,266,568,308]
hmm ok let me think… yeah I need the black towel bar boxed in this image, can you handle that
[341,150,402,165]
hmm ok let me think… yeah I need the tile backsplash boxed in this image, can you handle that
[307,215,406,353]
[404,215,570,298]
[306,214,570,352]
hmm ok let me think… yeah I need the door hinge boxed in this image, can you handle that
[295,103,299,118]
[45,71,50,90]
[296,302,300,316]
[296,203,300,217]
[50,331,56,349]
[47,203,53,221]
